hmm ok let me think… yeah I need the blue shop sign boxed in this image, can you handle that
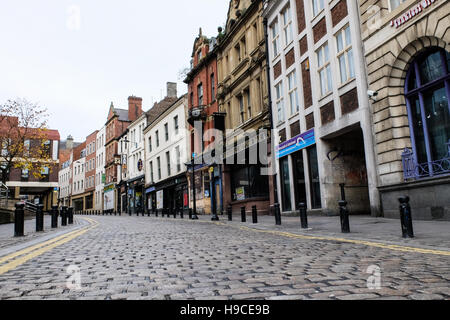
[276,129,316,159]
[146,187,155,193]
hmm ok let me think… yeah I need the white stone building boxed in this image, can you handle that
[143,91,189,213]
[263,0,379,216]
[94,126,106,211]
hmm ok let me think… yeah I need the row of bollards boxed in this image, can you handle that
[14,194,414,239]
[14,203,74,237]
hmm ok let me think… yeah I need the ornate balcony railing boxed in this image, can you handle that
[402,140,450,180]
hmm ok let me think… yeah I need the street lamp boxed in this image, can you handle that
[190,153,199,220]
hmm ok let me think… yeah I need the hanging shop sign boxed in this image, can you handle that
[390,0,438,28]
[276,129,316,159]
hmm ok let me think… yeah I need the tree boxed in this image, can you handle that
[0,98,52,185]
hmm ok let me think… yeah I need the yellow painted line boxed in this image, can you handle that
[237,226,450,256]
[0,217,98,275]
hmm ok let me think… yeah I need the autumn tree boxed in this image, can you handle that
[0,98,53,185]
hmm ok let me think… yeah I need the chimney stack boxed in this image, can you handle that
[128,96,143,122]
[167,82,177,99]
[66,135,74,150]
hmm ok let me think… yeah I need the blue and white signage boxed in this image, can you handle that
[276,129,316,159]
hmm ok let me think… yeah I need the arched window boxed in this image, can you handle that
[404,47,450,178]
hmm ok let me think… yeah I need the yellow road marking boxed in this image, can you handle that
[0,217,98,275]
[180,217,450,256]
[237,226,450,256]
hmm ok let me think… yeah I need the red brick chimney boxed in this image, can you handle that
[128,96,143,122]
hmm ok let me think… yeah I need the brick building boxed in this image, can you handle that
[104,97,142,211]
[184,29,222,215]
[1,123,60,211]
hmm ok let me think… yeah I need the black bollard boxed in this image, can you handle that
[399,196,414,238]
[227,204,232,221]
[51,205,58,228]
[252,205,258,224]
[14,202,25,237]
[188,208,192,220]
[338,200,350,233]
[61,206,68,226]
[299,202,308,229]
[191,208,199,220]
[180,207,184,219]
[68,207,74,224]
[173,208,177,219]
[36,204,44,232]
[274,203,282,225]
[241,206,246,223]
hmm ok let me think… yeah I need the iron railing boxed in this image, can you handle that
[402,140,450,180]
[0,182,9,207]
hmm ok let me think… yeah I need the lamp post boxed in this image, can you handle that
[190,153,199,220]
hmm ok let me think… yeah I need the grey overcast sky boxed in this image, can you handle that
[0,0,230,142]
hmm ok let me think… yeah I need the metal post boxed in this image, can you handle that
[399,196,414,238]
[252,205,258,224]
[339,183,346,201]
[14,202,25,237]
[51,205,58,228]
[173,208,176,219]
[241,206,246,223]
[180,207,184,219]
[227,204,232,221]
[61,206,68,226]
[274,203,281,226]
[188,208,192,220]
[68,207,74,225]
[299,202,308,229]
[36,204,44,232]
[338,200,350,233]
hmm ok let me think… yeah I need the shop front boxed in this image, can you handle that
[127,175,145,215]
[154,174,188,215]
[276,129,322,214]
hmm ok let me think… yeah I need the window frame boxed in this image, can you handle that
[287,69,300,115]
[335,25,355,84]
[317,42,332,96]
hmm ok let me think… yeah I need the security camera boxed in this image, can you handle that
[367,90,378,98]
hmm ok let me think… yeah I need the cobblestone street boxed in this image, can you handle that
[0,215,449,300]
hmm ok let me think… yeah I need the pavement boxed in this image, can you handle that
[0,213,449,300]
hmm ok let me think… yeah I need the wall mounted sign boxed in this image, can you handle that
[276,129,316,159]
[390,0,437,28]
[137,159,143,171]
[156,190,163,209]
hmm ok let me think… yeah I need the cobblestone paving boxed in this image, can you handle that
[0,215,87,250]
[0,216,449,300]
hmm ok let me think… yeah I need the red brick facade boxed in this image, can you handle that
[331,0,348,27]
[185,35,218,154]
[285,48,295,69]
[301,59,312,108]
[295,0,306,34]
[340,88,359,115]
[320,101,335,125]
[273,61,282,79]
[313,17,327,43]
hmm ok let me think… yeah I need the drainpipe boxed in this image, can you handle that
[263,17,278,207]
